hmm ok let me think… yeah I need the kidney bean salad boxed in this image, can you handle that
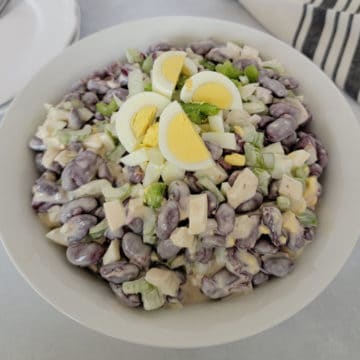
[29,39,328,311]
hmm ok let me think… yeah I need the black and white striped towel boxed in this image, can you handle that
[239,0,360,102]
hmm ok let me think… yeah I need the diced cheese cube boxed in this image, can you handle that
[170,227,195,248]
[104,200,126,231]
[188,194,208,234]
[288,150,310,168]
[145,268,181,297]
[208,111,225,132]
[226,168,258,208]
[279,175,303,200]
[102,239,121,265]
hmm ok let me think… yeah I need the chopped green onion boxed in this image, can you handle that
[215,60,242,79]
[144,183,167,209]
[180,102,220,124]
[276,196,291,212]
[297,209,318,227]
[176,74,188,90]
[244,64,259,82]
[200,59,216,71]
[142,55,154,74]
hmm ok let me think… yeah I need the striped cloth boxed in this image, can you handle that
[238,0,360,102]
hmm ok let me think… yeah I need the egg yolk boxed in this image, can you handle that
[142,122,159,147]
[192,82,232,109]
[131,106,157,138]
[162,55,185,85]
[167,112,211,163]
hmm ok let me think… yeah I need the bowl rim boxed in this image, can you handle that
[1,16,360,348]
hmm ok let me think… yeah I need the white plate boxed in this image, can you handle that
[0,0,79,106]
[0,17,360,348]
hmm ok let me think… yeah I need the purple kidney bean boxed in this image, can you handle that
[268,180,280,200]
[188,246,214,264]
[304,227,315,241]
[86,78,109,94]
[228,170,241,186]
[103,88,129,103]
[100,261,140,284]
[105,227,124,240]
[156,200,180,241]
[29,137,46,152]
[281,131,297,147]
[201,268,251,299]
[65,214,98,243]
[93,206,105,219]
[148,42,173,52]
[34,153,46,173]
[184,173,202,193]
[252,272,270,286]
[66,242,105,267]
[309,163,323,177]
[110,283,141,307]
[205,141,223,161]
[262,253,294,277]
[61,150,100,191]
[236,192,263,213]
[127,217,143,234]
[253,237,278,255]
[206,47,229,63]
[258,115,275,129]
[190,39,216,55]
[60,197,97,223]
[125,165,144,184]
[259,76,287,98]
[217,157,232,171]
[215,203,235,236]
[81,92,99,106]
[156,238,181,260]
[67,108,83,130]
[279,76,299,89]
[261,206,283,246]
[266,116,296,142]
[97,161,113,183]
[203,190,218,216]
[259,68,279,79]
[201,235,226,248]
[121,232,151,268]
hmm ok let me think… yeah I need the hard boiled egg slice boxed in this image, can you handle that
[114,92,170,153]
[158,101,214,171]
[152,51,186,97]
[180,71,243,110]
[182,57,198,76]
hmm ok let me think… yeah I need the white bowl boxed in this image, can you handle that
[0,17,360,348]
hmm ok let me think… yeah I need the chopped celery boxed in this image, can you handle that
[57,124,91,145]
[142,287,166,311]
[297,209,318,227]
[122,278,153,294]
[276,196,291,212]
[243,99,268,114]
[243,128,264,148]
[103,183,132,202]
[244,64,259,82]
[142,55,154,74]
[180,102,219,124]
[128,69,144,96]
[252,168,271,196]
[239,75,249,85]
[96,99,119,117]
[244,143,262,167]
[215,60,242,79]
[89,219,108,239]
[200,59,216,71]
[197,176,225,202]
[144,81,152,91]
[293,165,310,180]
[144,183,167,208]
[106,144,126,163]
[142,207,157,244]
[126,48,144,64]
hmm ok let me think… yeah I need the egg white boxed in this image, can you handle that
[114,92,170,153]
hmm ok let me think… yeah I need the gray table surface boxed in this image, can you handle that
[1,0,360,359]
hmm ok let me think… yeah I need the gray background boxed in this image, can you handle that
[1,0,359,359]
